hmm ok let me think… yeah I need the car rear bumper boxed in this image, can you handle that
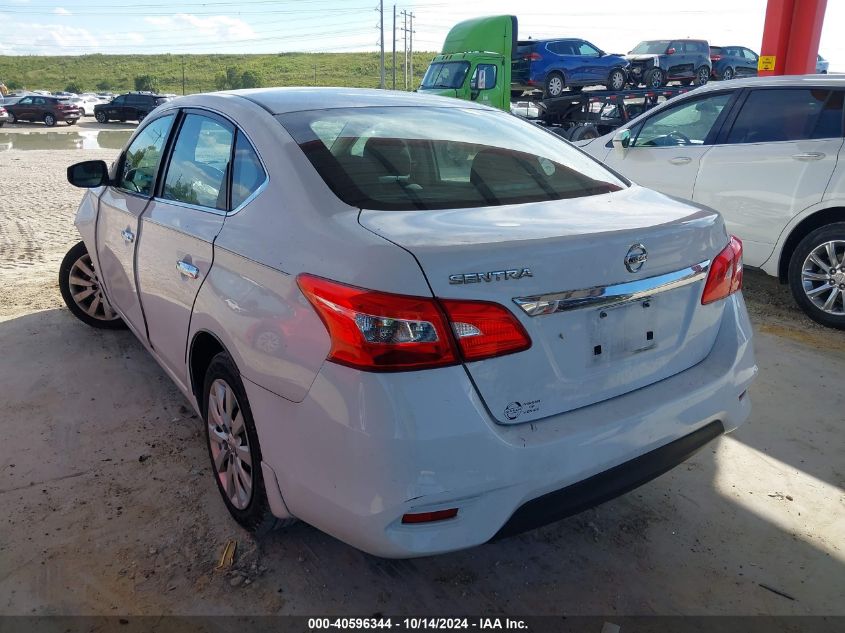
[245,293,756,558]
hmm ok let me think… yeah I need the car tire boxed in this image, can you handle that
[544,71,565,98]
[137,112,146,123]
[695,66,710,86]
[606,68,626,91]
[568,124,600,141]
[44,113,57,127]
[203,352,293,535]
[644,68,665,88]
[95,111,108,123]
[8,113,16,124]
[788,223,845,329]
[0,122,4,128]
[59,241,126,329]
[721,67,735,80]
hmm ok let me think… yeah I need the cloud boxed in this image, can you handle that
[144,13,255,42]
[53,7,71,15]
[2,21,145,55]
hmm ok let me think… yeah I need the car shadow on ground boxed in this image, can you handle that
[0,307,842,616]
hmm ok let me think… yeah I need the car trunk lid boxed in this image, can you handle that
[359,186,729,424]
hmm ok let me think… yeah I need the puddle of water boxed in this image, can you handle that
[0,130,132,151]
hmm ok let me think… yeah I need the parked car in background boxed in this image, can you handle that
[4,95,80,126]
[52,91,77,99]
[94,91,171,123]
[626,39,711,88]
[66,96,101,116]
[512,38,630,96]
[59,87,755,557]
[0,105,10,127]
[579,75,845,328]
[710,45,759,80]
[0,96,23,107]
[816,55,829,74]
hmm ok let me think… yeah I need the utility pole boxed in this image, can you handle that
[377,0,385,89]
[392,4,396,90]
[401,10,408,90]
[409,12,415,90]
[313,64,317,86]
[181,56,186,95]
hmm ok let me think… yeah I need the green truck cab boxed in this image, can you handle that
[418,15,516,111]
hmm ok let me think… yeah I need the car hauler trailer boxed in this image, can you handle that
[418,15,694,140]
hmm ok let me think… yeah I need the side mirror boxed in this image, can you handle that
[470,88,480,101]
[67,160,110,188]
[612,129,631,150]
[666,47,676,55]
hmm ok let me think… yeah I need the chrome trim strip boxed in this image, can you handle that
[513,260,711,316]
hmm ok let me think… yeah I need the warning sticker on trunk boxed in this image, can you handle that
[504,400,540,421]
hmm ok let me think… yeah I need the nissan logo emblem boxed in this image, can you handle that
[625,244,648,273]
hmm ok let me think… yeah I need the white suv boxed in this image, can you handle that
[579,75,845,328]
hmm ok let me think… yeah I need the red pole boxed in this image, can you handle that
[759,0,827,76]
[784,0,827,74]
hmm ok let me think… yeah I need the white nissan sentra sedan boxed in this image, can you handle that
[60,88,756,557]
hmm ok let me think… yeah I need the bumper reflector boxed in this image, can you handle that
[401,508,458,524]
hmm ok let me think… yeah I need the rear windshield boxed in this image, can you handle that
[710,46,722,55]
[420,62,470,89]
[631,40,670,54]
[277,106,625,211]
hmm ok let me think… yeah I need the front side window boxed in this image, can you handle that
[633,93,732,147]
[726,89,837,143]
[577,41,600,56]
[231,133,267,210]
[18,97,32,105]
[278,106,625,211]
[470,64,497,90]
[163,113,234,210]
[118,114,175,195]
[112,96,125,105]
[420,62,470,89]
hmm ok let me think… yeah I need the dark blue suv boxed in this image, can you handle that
[512,38,629,97]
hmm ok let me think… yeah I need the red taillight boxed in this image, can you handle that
[296,274,531,372]
[402,508,458,524]
[711,55,722,61]
[525,52,542,61]
[440,299,531,361]
[701,236,743,305]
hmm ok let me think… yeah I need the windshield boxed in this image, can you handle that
[631,40,670,54]
[277,106,625,211]
[420,62,470,89]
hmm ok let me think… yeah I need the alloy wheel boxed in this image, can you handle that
[547,75,563,96]
[723,67,734,80]
[801,240,845,316]
[609,70,625,90]
[207,378,254,510]
[697,67,709,85]
[68,253,120,321]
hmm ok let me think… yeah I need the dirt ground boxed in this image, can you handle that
[0,128,843,617]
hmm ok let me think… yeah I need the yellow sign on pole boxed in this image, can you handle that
[758,55,776,71]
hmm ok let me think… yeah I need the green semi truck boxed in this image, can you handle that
[418,15,693,141]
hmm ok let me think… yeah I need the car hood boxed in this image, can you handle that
[625,54,659,62]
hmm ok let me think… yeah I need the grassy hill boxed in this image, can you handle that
[0,52,437,94]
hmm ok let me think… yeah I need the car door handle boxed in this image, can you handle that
[176,260,200,279]
[669,156,692,165]
[792,152,825,161]
[120,228,135,243]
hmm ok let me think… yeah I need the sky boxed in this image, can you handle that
[0,0,842,71]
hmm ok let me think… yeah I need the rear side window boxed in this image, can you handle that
[277,106,625,211]
[726,89,839,143]
[231,133,267,210]
[162,114,234,210]
[118,114,175,196]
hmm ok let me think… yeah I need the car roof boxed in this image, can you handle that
[174,87,489,115]
[691,74,845,93]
